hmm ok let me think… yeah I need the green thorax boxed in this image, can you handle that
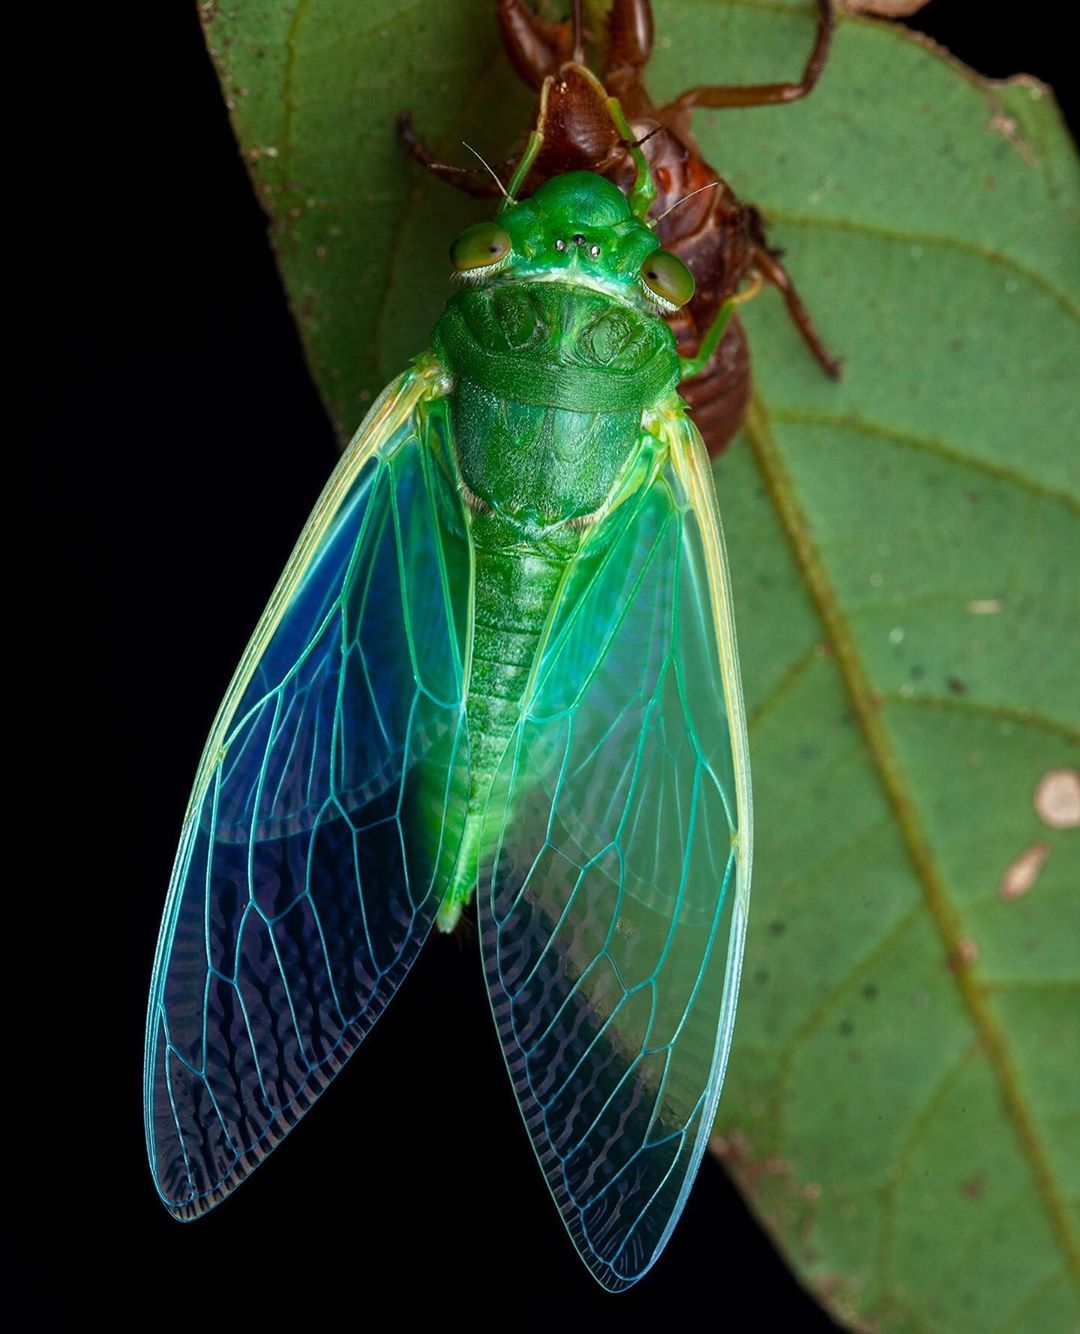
[435,281,675,549]
[432,173,681,545]
[434,281,678,414]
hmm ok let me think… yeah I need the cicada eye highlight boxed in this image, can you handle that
[640,249,695,310]
[450,222,512,273]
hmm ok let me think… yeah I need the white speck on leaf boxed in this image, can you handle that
[1000,842,1051,900]
[889,627,904,645]
[1033,769,1080,829]
[967,598,1004,614]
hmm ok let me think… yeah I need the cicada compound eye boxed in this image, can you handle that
[450,222,512,274]
[640,249,695,310]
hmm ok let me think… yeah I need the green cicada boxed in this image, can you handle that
[145,123,752,1290]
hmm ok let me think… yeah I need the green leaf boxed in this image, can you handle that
[202,1,1079,1327]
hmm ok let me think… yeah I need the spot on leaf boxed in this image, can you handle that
[1033,768,1080,829]
[1000,841,1050,900]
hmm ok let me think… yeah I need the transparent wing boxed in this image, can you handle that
[144,368,470,1218]
[479,413,752,1291]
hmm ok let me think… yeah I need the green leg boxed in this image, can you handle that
[679,300,735,380]
[605,96,656,221]
[503,130,545,206]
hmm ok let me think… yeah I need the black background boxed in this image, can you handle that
[65,4,1072,1327]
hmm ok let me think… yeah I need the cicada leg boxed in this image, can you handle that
[663,0,834,115]
[497,0,579,89]
[604,0,653,96]
[649,0,840,382]
[752,241,842,379]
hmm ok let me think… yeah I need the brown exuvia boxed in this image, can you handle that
[401,0,841,458]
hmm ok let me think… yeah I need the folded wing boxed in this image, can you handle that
[479,414,752,1290]
[144,371,469,1217]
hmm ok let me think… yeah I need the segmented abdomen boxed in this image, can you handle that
[467,546,564,803]
[434,543,566,925]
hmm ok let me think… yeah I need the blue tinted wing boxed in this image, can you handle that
[480,414,752,1289]
[145,369,469,1217]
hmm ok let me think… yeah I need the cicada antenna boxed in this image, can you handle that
[461,142,510,200]
[649,180,720,228]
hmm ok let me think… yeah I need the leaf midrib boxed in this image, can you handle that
[745,392,1080,1294]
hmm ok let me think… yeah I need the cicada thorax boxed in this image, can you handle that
[434,275,675,557]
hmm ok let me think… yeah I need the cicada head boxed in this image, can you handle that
[449,171,694,317]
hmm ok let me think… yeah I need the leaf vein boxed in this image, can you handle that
[764,212,1080,319]
[768,407,1080,513]
[878,691,1080,742]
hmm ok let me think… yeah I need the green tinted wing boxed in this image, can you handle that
[144,367,471,1217]
[479,413,752,1290]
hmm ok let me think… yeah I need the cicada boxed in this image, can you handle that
[145,121,752,1290]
